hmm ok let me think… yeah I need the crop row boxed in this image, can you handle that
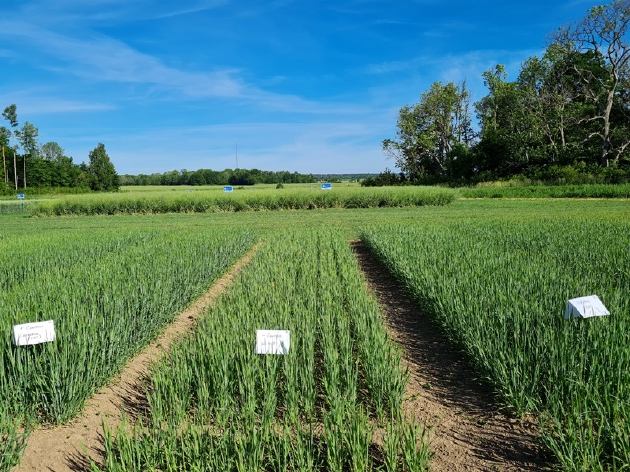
[0,228,257,470]
[94,229,429,471]
[360,219,630,470]
[0,202,32,215]
[458,183,630,199]
[30,186,454,216]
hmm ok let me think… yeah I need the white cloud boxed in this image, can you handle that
[0,19,371,116]
[0,90,115,118]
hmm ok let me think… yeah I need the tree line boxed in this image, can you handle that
[380,0,630,185]
[121,168,316,186]
[0,105,119,193]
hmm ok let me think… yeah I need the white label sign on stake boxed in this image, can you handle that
[564,295,610,319]
[256,330,290,354]
[13,320,56,346]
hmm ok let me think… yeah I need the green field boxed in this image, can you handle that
[1,196,629,470]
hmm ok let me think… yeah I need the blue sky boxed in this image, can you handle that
[0,0,596,175]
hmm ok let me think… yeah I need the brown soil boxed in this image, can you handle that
[13,242,262,472]
[351,240,549,471]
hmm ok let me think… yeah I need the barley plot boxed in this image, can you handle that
[0,228,257,471]
[361,219,630,470]
[29,185,454,216]
[96,229,430,471]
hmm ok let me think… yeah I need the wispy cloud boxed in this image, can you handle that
[0,19,369,116]
[363,58,423,75]
[16,0,229,23]
[365,48,539,84]
[11,98,115,115]
[148,1,229,20]
[0,21,245,98]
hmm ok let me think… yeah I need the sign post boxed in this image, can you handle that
[256,330,290,354]
[564,295,610,319]
[13,320,56,346]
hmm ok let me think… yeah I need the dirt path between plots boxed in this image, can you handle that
[351,240,549,472]
[14,242,262,472]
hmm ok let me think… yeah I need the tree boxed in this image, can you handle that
[2,104,18,190]
[15,121,39,188]
[550,0,630,166]
[40,142,65,161]
[475,65,532,176]
[228,169,256,185]
[87,143,119,191]
[383,81,473,180]
[517,48,576,164]
[0,126,9,185]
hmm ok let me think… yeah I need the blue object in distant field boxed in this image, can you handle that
[321,183,332,190]
[17,194,24,199]
[223,186,233,193]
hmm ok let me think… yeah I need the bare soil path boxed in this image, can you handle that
[351,240,549,472]
[14,242,262,472]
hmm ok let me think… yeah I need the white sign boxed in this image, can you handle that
[321,183,332,190]
[256,330,290,354]
[564,295,610,319]
[13,320,56,346]
[224,186,233,193]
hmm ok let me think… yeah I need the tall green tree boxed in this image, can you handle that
[2,104,18,190]
[383,81,473,180]
[517,46,578,164]
[0,126,9,186]
[87,143,119,191]
[15,121,39,188]
[474,66,534,176]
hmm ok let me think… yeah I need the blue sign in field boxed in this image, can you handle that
[321,183,332,190]
[17,194,25,199]
[223,186,233,193]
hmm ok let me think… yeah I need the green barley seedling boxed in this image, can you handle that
[383,420,401,472]
[323,401,346,472]
[344,404,374,472]
[400,420,430,472]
